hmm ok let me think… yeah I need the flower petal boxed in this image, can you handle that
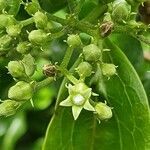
[72,105,82,120]
[68,84,74,95]
[82,88,91,99]
[83,100,95,111]
[59,97,72,106]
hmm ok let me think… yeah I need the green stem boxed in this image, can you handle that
[56,66,79,84]
[135,35,150,46]
[46,13,67,25]
[55,56,82,107]
[67,0,76,14]
[60,46,74,68]
[48,29,66,41]
[35,77,54,91]
[19,17,34,27]
[74,0,85,16]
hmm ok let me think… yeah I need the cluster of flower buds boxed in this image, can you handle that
[0,1,51,117]
[59,34,114,121]
[0,54,36,116]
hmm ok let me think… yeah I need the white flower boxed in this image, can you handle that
[60,82,95,120]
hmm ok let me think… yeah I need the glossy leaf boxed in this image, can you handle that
[42,39,150,150]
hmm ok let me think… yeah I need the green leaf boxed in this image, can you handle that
[2,113,27,150]
[42,39,150,150]
[38,0,67,13]
[110,34,144,73]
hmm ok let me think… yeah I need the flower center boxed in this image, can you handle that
[72,94,85,106]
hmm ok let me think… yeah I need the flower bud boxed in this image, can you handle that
[43,64,57,77]
[8,81,34,101]
[112,1,131,23]
[79,33,92,45]
[25,2,41,15]
[33,11,48,29]
[0,100,21,117]
[0,14,14,29]
[0,0,7,11]
[16,41,31,54]
[76,61,92,78]
[83,44,102,62]
[0,35,12,51]
[101,63,117,77]
[67,34,82,47]
[6,24,22,37]
[7,61,26,78]
[22,54,36,76]
[28,29,49,45]
[95,102,112,120]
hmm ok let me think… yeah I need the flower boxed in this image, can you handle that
[60,82,95,120]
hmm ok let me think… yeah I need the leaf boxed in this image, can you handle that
[2,113,27,150]
[42,39,150,150]
[38,0,67,13]
[110,34,144,74]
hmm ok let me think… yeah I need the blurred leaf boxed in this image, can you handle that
[42,39,150,150]
[33,87,56,110]
[32,138,44,150]
[78,0,98,20]
[2,113,27,150]
[38,0,67,13]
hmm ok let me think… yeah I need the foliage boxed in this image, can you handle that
[0,0,150,150]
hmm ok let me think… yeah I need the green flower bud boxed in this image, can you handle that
[76,61,92,78]
[28,29,49,45]
[33,11,48,29]
[0,100,21,117]
[112,1,131,23]
[0,14,15,29]
[79,33,92,45]
[67,34,82,47]
[22,54,36,76]
[95,102,112,120]
[0,35,12,51]
[83,44,102,62]
[101,63,117,77]
[6,24,22,37]
[8,81,34,101]
[16,41,31,54]
[0,0,7,11]
[25,2,41,15]
[7,61,26,78]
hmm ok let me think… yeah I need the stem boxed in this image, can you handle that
[46,13,67,25]
[35,77,54,91]
[56,66,79,84]
[74,0,85,16]
[60,46,74,68]
[55,56,83,107]
[19,17,34,27]
[48,29,66,41]
[136,35,150,46]
[67,0,76,14]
